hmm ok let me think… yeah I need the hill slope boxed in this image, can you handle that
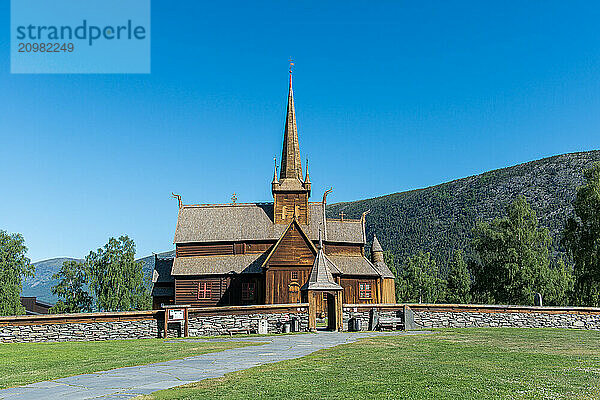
[327,151,600,271]
[21,258,81,303]
[22,250,175,303]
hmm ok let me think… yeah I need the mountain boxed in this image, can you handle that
[22,250,175,304]
[327,150,600,272]
[22,258,81,303]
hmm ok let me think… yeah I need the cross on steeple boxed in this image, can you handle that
[231,193,237,204]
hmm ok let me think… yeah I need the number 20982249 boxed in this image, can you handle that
[18,42,74,52]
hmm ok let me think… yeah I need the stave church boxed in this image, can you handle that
[152,69,395,315]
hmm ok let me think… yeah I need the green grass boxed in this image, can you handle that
[0,337,257,389]
[142,328,600,400]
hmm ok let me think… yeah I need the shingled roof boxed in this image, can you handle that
[173,202,364,244]
[151,286,174,297]
[303,239,342,291]
[152,257,174,283]
[372,261,396,279]
[327,255,381,276]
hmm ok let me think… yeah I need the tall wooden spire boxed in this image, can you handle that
[280,70,303,181]
[272,63,311,224]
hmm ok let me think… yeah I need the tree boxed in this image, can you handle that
[470,195,557,305]
[0,230,33,316]
[563,162,600,306]
[445,250,471,304]
[86,236,150,311]
[397,251,445,303]
[50,260,93,314]
[544,257,573,306]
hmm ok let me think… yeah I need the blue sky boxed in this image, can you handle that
[1,1,600,262]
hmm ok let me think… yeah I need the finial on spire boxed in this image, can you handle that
[272,157,278,183]
[304,158,310,183]
[231,193,238,204]
[289,57,294,86]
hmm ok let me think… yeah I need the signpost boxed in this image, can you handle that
[163,305,190,338]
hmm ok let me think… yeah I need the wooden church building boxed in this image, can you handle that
[152,71,395,311]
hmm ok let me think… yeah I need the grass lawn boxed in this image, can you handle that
[0,337,257,389]
[141,328,600,400]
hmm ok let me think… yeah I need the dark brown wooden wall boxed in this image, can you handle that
[175,275,263,307]
[340,277,378,304]
[268,224,315,266]
[274,192,308,224]
[176,241,274,257]
[265,267,312,304]
[176,243,233,257]
[324,243,363,256]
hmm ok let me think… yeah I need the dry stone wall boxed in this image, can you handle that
[188,311,308,336]
[3,304,600,343]
[342,305,404,331]
[0,320,159,343]
[413,310,600,330]
[0,305,310,343]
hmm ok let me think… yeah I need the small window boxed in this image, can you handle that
[198,282,211,300]
[242,282,256,301]
[323,292,327,300]
[359,282,372,300]
[291,271,298,280]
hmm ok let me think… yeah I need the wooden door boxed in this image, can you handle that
[288,282,300,303]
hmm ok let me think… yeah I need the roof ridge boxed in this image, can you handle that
[182,202,273,209]
[326,218,362,223]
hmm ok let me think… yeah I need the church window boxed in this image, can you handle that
[359,282,372,299]
[291,271,298,280]
[242,282,256,301]
[198,282,211,299]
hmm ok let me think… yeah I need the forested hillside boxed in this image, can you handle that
[327,151,600,272]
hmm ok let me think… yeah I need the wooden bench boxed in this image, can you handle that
[227,327,251,337]
[377,318,403,331]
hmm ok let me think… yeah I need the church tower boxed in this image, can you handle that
[272,67,311,224]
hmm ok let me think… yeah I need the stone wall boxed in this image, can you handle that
[4,303,600,343]
[0,319,160,343]
[342,304,600,331]
[0,304,309,343]
[411,304,600,330]
[342,305,404,331]
[188,310,308,336]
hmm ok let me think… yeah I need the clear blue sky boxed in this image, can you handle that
[1,1,600,262]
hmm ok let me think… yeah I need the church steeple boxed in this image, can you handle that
[272,62,311,224]
[280,68,303,182]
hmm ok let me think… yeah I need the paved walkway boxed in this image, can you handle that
[0,331,430,400]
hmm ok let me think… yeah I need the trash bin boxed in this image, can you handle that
[283,322,291,333]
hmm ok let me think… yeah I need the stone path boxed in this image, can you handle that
[0,331,430,400]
